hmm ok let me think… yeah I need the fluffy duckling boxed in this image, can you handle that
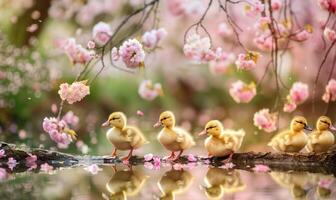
[268,116,312,153]
[105,168,148,200]
[202,168,245,200]
[154,111,195,161]
[306,116,336,153]
[199,120,245,163]
[102,112,148,161]
[157,169,194,200]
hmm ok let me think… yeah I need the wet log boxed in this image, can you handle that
[1,142,336,175]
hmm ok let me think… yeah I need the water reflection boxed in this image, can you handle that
[202,168,245,200]
[157,169,194,200]
[103,167,148,200]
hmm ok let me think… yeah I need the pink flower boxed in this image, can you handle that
[62,111,79,127]
[253,108,278,133]
[322,79,336,102]
[144,153,154,161]
[244,0,265,16]
[288,82,309,105]
[319,179,333,189]
[173,163,183,170]
[235,51,260,70]
[92,22,112,45]
[119,39,145,68]
[217,22,232,37]
[186,162,197,169]
[254,35,273,51]
[40,163,53,173]
[253,164,270,172]
[138,80,163,101]
[324,27,336,41]
[283,101,297,113]
[62,38,94,64]
[229,80,256,103]
[318,0,336,13]
[271,0,282,10]
[0,149,5,158]
[87,40,95,49]
[142,28,167,49]
[25,154,37,165]
[51,104,58,114]
[183,33,216,63]
[187,154,197,162]
[136,110,144,117]
[209,52,235,75]
[222,162,235,169]
[7,157,17,171]
[144,162,154,170]
[0,168,7,181]
[295,30,310,42]
[58,81,90,104]
[111,47,119,61]
[42,117,73,148]
[84,164,102,175]
[153,157,161,169]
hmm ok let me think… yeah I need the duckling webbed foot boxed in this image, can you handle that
[172,150,184,161]
[121,148,134,161]
[222,151,234,164]
[164,151,176,161]
[111,148,117,158]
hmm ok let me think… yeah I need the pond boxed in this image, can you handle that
[1,160,335,200]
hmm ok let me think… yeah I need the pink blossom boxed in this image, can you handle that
[62,111,79,127]
[111,47,119,61]
[138,80,163,101]
[235,52,260,70]
[183,33,216,63]
[187,154,197,162]
[58,81,90,104]
[87,40,96,49]
[0,168,7,181]
[122,159,129,165]
[288,82,309,105]
[62,38,94,64]
[186,162,197,169]
[7,157,17,171]
[84,164,102,175]
[25,154,37,165]
[92,22,112,45]
[209,52,235,75]
[173,163,183,170]
[324,27,336,41]
[144,153,154,161]
[229,80,256,103]
[142,28,167,49]
[222,162,235,169]
[40,163,53,173]
[244,0,265,16]
[271,0,282,10]
[119,39,145,68]
[153,157,161,169]
[217,22,232,37]
[144,162,154,170]
[254,35,273,51]
[42,117,73,148]
[322,79,336,102]
[283,101,297,113]
[294,30,310,42]
[18,129,27,139]
[318,0,336,13]
[253,164,270,172]
[319,179,333,189]
[51,104,58,114]
[0,149,5,158]
[136,110,144,117]
[253,108,278,133]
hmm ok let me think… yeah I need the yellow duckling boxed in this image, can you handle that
[105,168,148,200]
[306,116,336,153]
[102,112,148,161]
[199,120,245,162]
[157,169,194,200]
[202,168,245,200]
[268,116,313,153]
[154,111,195,161]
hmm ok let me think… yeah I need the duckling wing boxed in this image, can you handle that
[173,127,196,147]
[221,129,246,151]
[125,126,148,147]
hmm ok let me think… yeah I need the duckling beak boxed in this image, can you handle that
[102,120,110,127]
[329,124,336,131]
[153,121,162,128]
[198,130,207,136]
[304,124,313,131]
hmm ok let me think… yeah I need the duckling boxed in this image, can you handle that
[306,116,336,153]
[105,168,148,200]
[102,112,148,161]
[199,120,245,163]
[154,111,195,161]
[157,169,194,200]
[202,168,245,200]
[268,116,313,153]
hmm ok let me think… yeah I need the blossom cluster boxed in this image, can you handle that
[138,79,163,101]
[322,79,336,103]
[324,27,336,41]
[318,0,336,13]
[62,38,94,64]
[113,39,146,68]
[283,82,309,113]
[229,80,256,103]
[183,33,217,63]
[142,28,167,49]
[253,108,278,133]
[58,81,90,104]
[92,22,112,45]
[235,51,260,71]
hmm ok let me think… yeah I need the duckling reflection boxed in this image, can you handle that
[270,171,310,200]
[202,168,245,200]
[308,173,334,199]
[105,167,148,200]
[157,169,194,200]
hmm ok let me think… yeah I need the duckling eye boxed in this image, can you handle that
[206,126,216,130]
[321,120,330,126]
[295,120,306,125]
